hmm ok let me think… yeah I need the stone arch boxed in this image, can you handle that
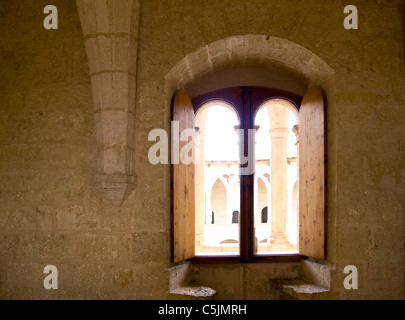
[256,177,268,223]
[211,178,227,225]
[206,175,228,196]
[165,35,335,100]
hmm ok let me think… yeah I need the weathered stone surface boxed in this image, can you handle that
[171,286,216,298]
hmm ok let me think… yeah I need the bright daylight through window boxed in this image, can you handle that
[194,99,299,256]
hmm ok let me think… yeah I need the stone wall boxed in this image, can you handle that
[0,0,404,300]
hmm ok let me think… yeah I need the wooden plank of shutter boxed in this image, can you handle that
[171,90,196,263]
[299,87,327,260]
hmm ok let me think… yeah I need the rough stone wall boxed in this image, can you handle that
[0,0,168,300]
[0,0,404,300]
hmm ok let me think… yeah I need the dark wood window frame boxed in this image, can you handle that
[171,86,327,265]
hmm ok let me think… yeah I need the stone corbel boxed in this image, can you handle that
[77,0,140,206]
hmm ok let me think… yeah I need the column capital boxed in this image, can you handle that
[269,128,290,139]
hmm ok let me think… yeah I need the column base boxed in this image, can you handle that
[269,232,295,252]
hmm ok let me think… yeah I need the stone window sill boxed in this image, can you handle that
[170,286,216,298]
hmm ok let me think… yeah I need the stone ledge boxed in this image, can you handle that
[270,279,338,300]
[167,262,216,300]
[171,286,216,298]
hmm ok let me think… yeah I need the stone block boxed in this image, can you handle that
[18,233,74,260]
[103,265,135,289]
[198,9,228,43]
[0,264,6,289]
[186,47,213,80]
[130,193,166,230]
[336,154,366,188]
[336,225,371,261]
[122,0,141,35]
[368,224,405,259]
[192,265,243,300]
[91,72,135,112]
[224,3,246,36]
[134,264,169,296]
[76,264,105,288]
[73,233,120,261]
[129,232,169,264]
[101,207,128,231]
[95,109,133,148]
[0,172,88,203]
[85,35,135,74]
[8,206,56,231]
[6,263,44,288]
[57,205,100,231]
[0,234,19,259]
[98,148,132,174]
[165,59,193,88]
[364,153,403,188]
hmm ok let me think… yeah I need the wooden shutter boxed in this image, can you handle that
[171,90,196,263]
[299,87,327,260]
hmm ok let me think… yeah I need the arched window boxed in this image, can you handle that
[232,211,240,224]
[261,207,268,224]
[171,87,326,263]
[196,102,240,255]
[211,179,228,225]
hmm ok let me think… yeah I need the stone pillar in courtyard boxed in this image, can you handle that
[267,104,291,250]
[195,110,208,250]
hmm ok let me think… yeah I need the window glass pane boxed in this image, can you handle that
[254,99,299,255]
[195,103,240,256]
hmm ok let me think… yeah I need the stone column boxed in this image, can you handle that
[76,0,140,206]
[195,125,206,247]
[267,104,290,249]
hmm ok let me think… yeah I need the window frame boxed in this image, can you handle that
[171,86,327,264]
